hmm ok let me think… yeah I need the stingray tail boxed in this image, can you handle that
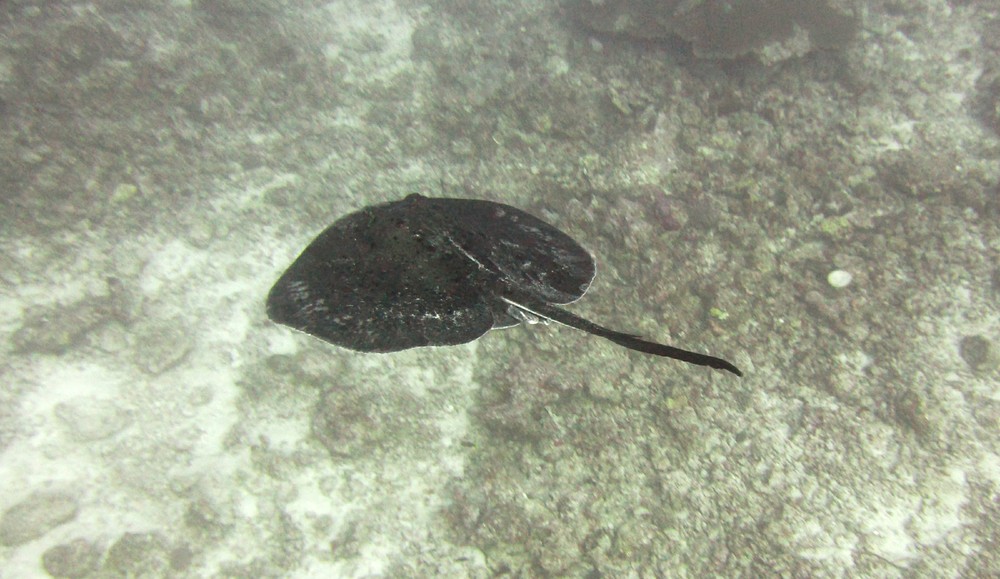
[502,297,743,377]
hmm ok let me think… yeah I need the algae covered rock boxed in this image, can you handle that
[42,538,102,578]
[569,0,858,62]
[0,491,79,546]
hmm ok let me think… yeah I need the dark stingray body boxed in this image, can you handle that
[267,194,741,376]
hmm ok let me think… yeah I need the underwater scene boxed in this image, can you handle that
[1,0,998,577]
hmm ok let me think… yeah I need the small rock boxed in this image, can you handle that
[104,531,172,577]
[312,388,389,458]
[960,335,997,373]
[133,321,194,375]
[169,543,195,571]
[12,301,110,354]
[91,322,131,354]
[111,183,138,203]
[0,491,79,546]
[586,378,621,403]
[827,269,853,288]
[11,279,131,355]
[42,538,102,578]
[54,397,132,442]
[648,191,687,232]
[185,217,217,248]
[105,277,141,323]
[894,390,932,438]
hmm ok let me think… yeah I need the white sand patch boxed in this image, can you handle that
[321,0,415,85]
[912,467,968,547]
[139,239,209,296]
[858,497,918,566]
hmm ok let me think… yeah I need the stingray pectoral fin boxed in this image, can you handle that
[502,296,743,377]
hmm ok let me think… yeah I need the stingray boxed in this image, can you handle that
[266,194,742,376]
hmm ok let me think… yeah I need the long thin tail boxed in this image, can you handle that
[502,296,743,377]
